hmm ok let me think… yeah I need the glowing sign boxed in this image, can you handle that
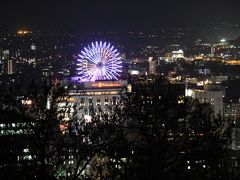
[91,82,122,88]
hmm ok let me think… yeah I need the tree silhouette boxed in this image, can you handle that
[0,80,233,180]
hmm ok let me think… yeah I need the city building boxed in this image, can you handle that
[148,57,157,75]
[225,103,240,151]
[6,59,14,74]
[59,80,129,122]
[223,79,240,103]
[0,109,35,173]
[232,128,240,150]
[224,103,240,126]
[42,63,54,77]
[186,85,224,118]
[0,50,15,75]
[172,49,184,60]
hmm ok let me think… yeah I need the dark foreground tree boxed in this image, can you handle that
[85,83,232,180]
[0,80,233,180]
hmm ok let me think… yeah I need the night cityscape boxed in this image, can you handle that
[1,0,240,179]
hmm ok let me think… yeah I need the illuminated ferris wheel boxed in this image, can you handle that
[77,41,122,82]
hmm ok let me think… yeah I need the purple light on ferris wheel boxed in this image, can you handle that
[77,41,122,82]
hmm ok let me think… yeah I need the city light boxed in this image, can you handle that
[17,30,32,35]
[77,41,122,82]
[84,115,92,123]
[22,99,32,105]
[220,39,226,43]
[130,70,140,75]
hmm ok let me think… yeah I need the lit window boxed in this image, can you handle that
[80,98,85,106]
[113,96,117,105]
[23,148,29,153]
[69,160,74,164]
[89,98,93,106]
[104,98,109,105]
[96,98,101,105]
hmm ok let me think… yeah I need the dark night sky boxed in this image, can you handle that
[1,0,240,31]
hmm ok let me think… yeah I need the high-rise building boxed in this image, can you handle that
[1,50,15,75]
[0,48,3,74]
[7,59,14,75]
[225,103,240,151]
[148,57,157,75]
[210,46,215,55]
[232,128,240,150]
[2,50,10,59]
